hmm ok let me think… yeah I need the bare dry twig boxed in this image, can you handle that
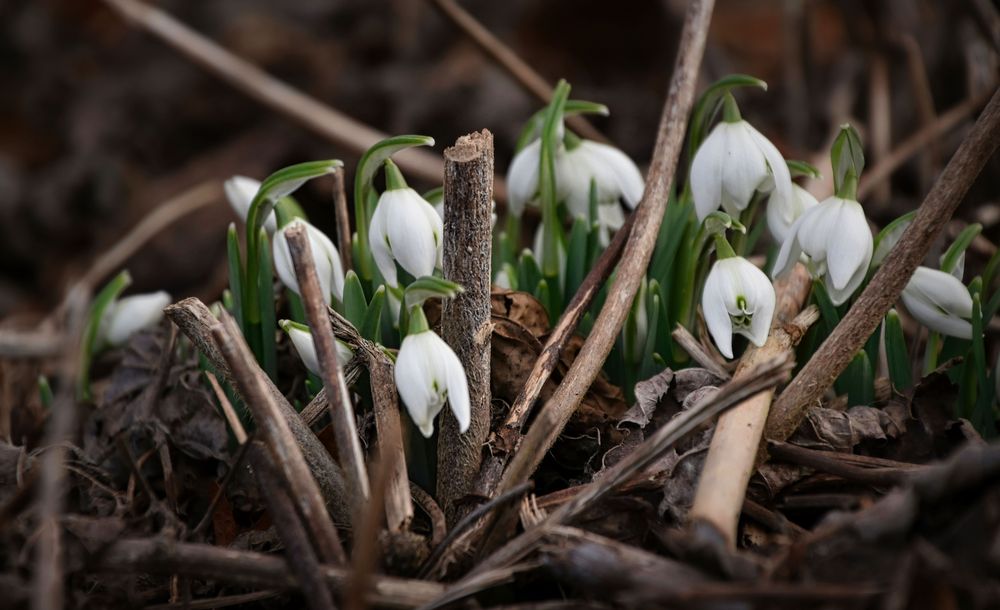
[285,224,371,520]
[437,130,494,522]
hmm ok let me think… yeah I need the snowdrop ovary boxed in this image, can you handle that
[690,95,792,223]
[273,219,346,305]
[772,196,873,306]
[901,267,974,340]
[394,308,470,438]
[701,251,775,359]
[369,160,442,287]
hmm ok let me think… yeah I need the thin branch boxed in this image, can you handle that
[101,0,454,191]
[90,538,445,609]
[427,0,607,144]
[367,353,414,532]
[284,224,370,520]
[205,371,247,445]
[331,169,353,271]
[211,310,346,564]
[480,0,716,553]
[670,324,731,380]
[165,298,352,525]
[437,130,495,522]
[767,441,912,487]
[767,87,1000,443]
[686,265,815,548]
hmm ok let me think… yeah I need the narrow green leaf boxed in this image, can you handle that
[786,159,821,179]
[940,223,982,276]
[274,195,307,228]
[565,216,589,301]
[539,81,571,278]
[79,270,132,400]
[226,223,244,330]
[342,270,367,328]
[361,285,386,341]
[38,375,53,409]
[514,99,610,152]
[534,279,551,317]
[404,276,463,309]
[517,250,542,297]
[812,280,840,333]
[884,309,912,391]
[837,350,874,407]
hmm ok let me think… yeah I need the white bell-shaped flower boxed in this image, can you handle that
[766,183,818,244]
[506,139,543,218]
[225,176,277,234]
[691,119,792,223]
[100,291,171,347]
[394,312,470,438]
[280,320,353,375]
[273,218,345,305]
[555,140,644,218]
[702,256,775,359]
[773,196,873,306]
[900,267,974,339]
[369,161,442,287]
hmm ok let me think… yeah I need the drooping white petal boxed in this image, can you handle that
[102,291,171,347]
[702,263,736,359]
[557,141,645,217]
[766,183,818,244]
[395,333,445,437]
[747,124,792,201]
[594,142,645,208]
[772,215,805,279]
[286,325,321,376]
[506,139,542,218]
[901,287,973,339]
[225,176,277,234]
[719,123,768,216]
[383,189,439,279]
[368,200,398,286]
[825,199,873,293]
[596,202,626,247]
[740,261,776,347]
[441,345,471,433]
[273,219,335,305]
[690,124,727,222]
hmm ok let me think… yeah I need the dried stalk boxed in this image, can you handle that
[437,130,494,521]
[331,169,353,272]
[767,87,1000,443]
[31,285,89,610]
[211,310,346,564]
[102,0,446,188]
[670,324,731,380]
[427,0,607,144]
[164,297,351,525]
[91,538,445,609]
[482,0,716,551]
[473,211,636,499]
[284,224,370,519]
[367,354,414,532]
[687,265,815,548]
[250,443,337,610]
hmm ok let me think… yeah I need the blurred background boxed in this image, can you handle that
[0,0,997,318]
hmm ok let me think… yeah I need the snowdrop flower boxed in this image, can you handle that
[702,252,775,359]
[100,291,171,347]
[555,140,644,218]
[773,196,873,306]
[369,160,442,286]
[394,309,469,438]
[900,267,973,339]
[225,176,277,234]
[766,183,818,244]
[280,320,353,375]
[506,136,643,222]
[273,219,346,305]
[690,97,792,223]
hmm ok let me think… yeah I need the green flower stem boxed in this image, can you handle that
[539,80,571,279]
[837,171,859,201]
